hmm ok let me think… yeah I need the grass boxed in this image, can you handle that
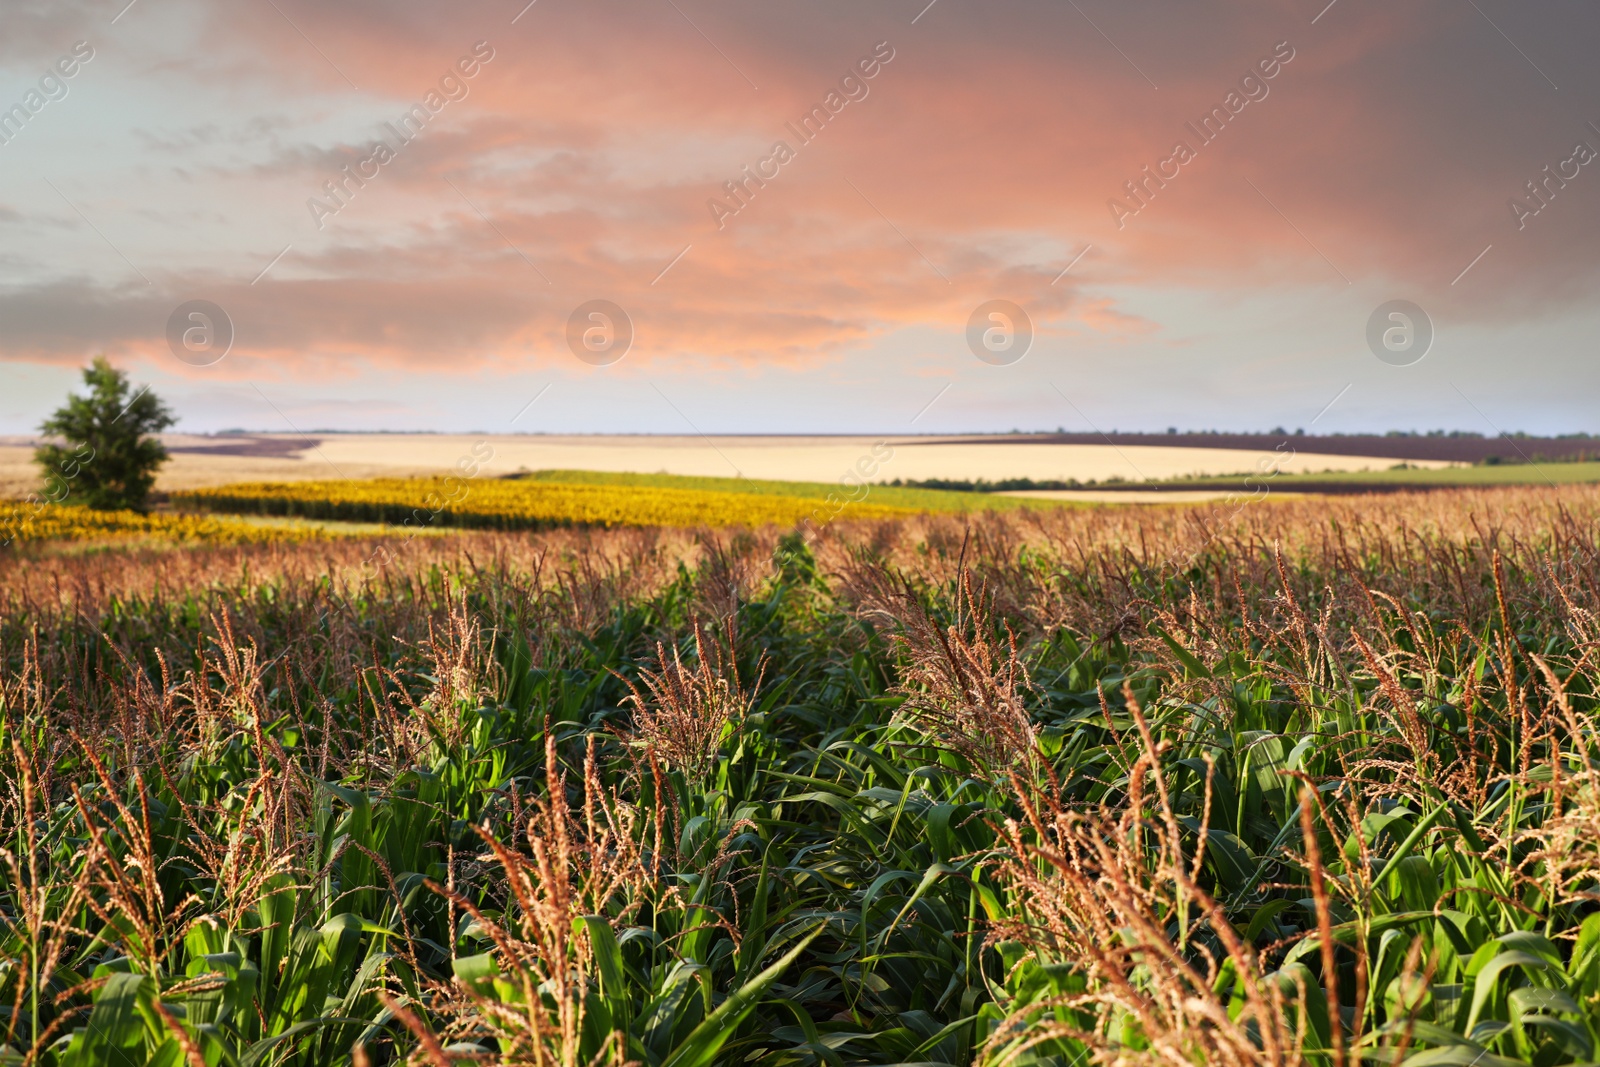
[505,469,1049,512]
[1126,460,1600,492]
[1,486,1598,1066]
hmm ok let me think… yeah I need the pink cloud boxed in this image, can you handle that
[5,0,1599,375]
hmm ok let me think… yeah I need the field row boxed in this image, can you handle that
[171,474,925,530]
[0,500,338,547]
[2,486,1597,1066]
[2,471,1051,548]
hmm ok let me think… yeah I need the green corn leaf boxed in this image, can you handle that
[659,923,825,1067]
[1399,1045,1525,1067]
[452,952,499,996]
[62,973,152,1067]
[1466,950,1550,1032]
[1372,801,1450,889]
[1519,1016,1592,1061]
[1156,629,1211,679]
[581,914,634,1040]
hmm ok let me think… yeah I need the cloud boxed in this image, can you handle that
[4,0,1599,379]
[0,0,100,65]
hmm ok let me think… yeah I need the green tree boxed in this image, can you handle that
[35,356,176,512]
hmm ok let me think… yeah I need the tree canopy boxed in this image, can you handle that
[35,356,176,511]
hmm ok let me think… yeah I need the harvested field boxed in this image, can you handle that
[0,434,1455,499]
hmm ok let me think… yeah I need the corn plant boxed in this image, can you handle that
[0,490,1597,1065]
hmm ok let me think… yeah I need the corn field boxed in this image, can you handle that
[2,486,1598,1066]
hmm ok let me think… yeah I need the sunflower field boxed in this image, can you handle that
[173,476,921,531]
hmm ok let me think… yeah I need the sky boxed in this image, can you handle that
[1,0,1598,436]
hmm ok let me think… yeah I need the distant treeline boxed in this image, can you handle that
[1478,451,1600,466]
[889,477,1111,493]
[893,451,1600,496]
[1008,427,1598,439]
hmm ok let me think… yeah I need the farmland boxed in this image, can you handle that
[8,1,1598,1063]
[171,474,968,531]
[503,469,1046,512]
[1093,460,1600,495]
[0,471,1031,551]
[2,484,1597,1065]
[0,500,340,549]
[170,471,1047,532]
[0,433,1460,499]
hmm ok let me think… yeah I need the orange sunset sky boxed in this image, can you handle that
[1,0,1598,434]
